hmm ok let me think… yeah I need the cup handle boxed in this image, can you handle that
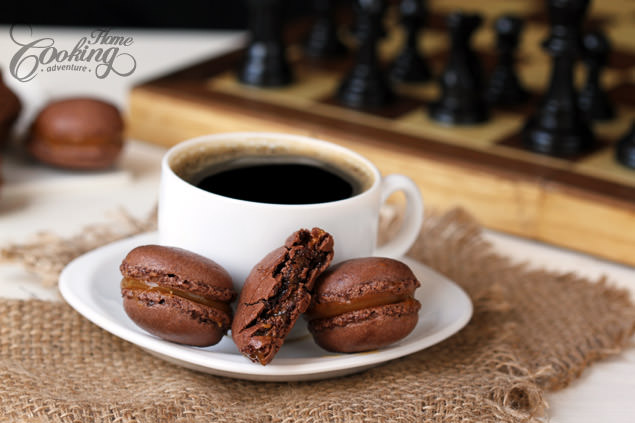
[374,174,424,258]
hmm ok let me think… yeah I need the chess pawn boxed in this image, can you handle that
[578,31,616,121]
[337,0,393,109]
[522,0,595,157]
[429,12,488,125]
[485,15,529,106]
[389,0,432,83]
[238,0,293,87]
[305,0,347,59]
[616,121,635,169]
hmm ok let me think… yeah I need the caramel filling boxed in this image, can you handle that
[307,292,413,319]
[121,277,231,314]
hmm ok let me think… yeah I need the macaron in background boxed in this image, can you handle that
[26,97,125,170]
[120,245,236,347]
[306,257,421,353]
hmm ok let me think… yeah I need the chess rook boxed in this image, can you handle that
[337,0,393,109]
[616,121,635,169]
[238,0,293,87]
[305,0,347,59]
[578,30,616,121]
[389,0,432,83]
[486,15,529,106]
[522,0,595,157]
[429,12,488,125]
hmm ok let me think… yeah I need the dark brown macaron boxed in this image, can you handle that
[27,97,124,169]
[307,257,421,353]
[232,228,334,365]
[120,245,236,347]
[0,70,21,149]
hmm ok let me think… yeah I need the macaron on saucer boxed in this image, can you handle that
[59,232,472,382]
[307,257,422,353]
[120,245,236,347]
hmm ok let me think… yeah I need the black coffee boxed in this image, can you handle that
[194,159,360,204]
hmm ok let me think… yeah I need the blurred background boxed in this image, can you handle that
[2,1,313,29]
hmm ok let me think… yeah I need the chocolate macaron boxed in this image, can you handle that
[307,257,421,353]
[120,245,236,347]
[232,228,334,365]
[0,70,21,149]
[27,97,124,169]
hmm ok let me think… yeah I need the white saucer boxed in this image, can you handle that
[59,232,473,382]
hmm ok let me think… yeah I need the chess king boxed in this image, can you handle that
[522,0,596,157]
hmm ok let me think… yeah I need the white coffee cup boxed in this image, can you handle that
[158,132,423,291]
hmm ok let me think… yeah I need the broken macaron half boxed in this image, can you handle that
[231,228,334,365]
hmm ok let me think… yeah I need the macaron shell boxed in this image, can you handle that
[32,98,123,142]
[313,257,420,303]
[120,245,235,302]
[233,246,288,308]
[122,288,230,347]
[27,136,122,170]
[308,299,421,353]
[0,72,21,148]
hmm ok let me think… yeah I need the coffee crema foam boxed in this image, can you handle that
[169,138,376,195]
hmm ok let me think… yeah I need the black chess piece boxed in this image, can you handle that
[521,0,595,157]
[238,0,293,87]
[428,12,488,125]
[616,121,635,169]
[485,15,529,106]
[305,0,348,59]
[337,0,393,109]
[578,30,616,121]
[350,0,387,41]
[389,0,432,83]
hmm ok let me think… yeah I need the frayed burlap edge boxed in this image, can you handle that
[0,207,157,286]
[410,209,635,393]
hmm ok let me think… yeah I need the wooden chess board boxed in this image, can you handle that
[128,0,635,266]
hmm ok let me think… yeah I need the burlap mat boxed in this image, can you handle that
[1,209,634,422]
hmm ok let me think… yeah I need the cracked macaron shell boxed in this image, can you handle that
[231,228,334,365]
[307,257,421,353]
[120,244,236,346]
